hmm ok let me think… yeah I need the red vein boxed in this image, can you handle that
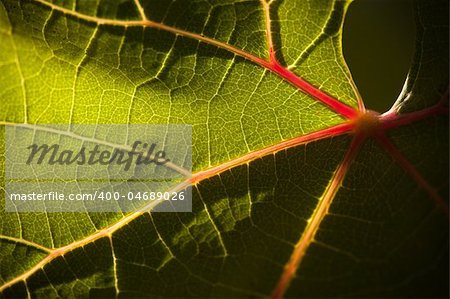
[4,1,447,294]
[189,122,354,184]
[1,105,445,292]
[33,0,270,66]
[271,135,364,299]
[268,61,359,119]
[376,134,449,215]
[0,179,190,293]
[259,0,359,119]
[385,87,448,119]
[0,215,134,292]
[381,101,449,130]
[0,123,353,292]
[33,0,358,119]
[1,108,446,292]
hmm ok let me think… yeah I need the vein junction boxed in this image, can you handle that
[0,0,448,296]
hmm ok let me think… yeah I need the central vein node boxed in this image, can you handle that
[352,110,381,136]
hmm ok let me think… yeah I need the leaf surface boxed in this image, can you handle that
[0,0,448,297]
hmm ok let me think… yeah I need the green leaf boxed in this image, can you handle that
[0,0,448,298]
[390,0,449,113]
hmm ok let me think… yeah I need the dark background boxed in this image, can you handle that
[343,0,415,112]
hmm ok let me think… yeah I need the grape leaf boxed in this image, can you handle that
[0,0,448,298]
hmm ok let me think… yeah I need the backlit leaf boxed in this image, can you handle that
[0,0,448,297]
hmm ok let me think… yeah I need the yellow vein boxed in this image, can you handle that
[271,135,364,299]
[0,181,187,292]
[0,215,138,292]
[0,121,191,177]
[109,236,120,298]
[0,123,352,292]
[195,186,228,256]
[0,235,52,253]
[32,0,270,68]
[260,0,274,59]
[31,0,360,119]
[133,0,147,21]
[24,281,32,299]
[190,122,354,184]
